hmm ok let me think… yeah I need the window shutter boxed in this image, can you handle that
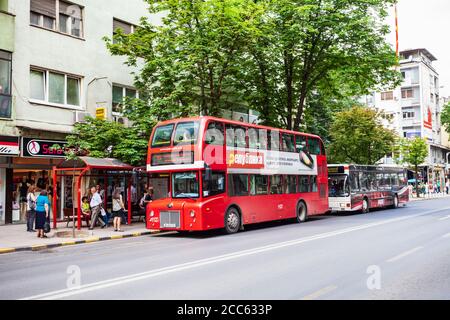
[30,0,56,18]
[59,1,82,19]
[113,19,132,34]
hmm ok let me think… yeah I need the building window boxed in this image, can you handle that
[30,68,81,107]
[403,111,415,119]
[0,50,12,118]
[381,91,394,101]
[112,85,137,114]
[30,0,83,38]
[401,88,414,99]
[113,18,135,43]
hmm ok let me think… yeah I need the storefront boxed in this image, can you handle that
[0,135,67,225]
[0,135,20,225]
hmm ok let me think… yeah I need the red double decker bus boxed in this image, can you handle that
[146,116,329,234]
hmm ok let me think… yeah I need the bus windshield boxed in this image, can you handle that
[172,171,199,198]
[328,175,350,197]
[152,124,174,148]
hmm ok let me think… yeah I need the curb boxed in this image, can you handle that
[0,230,160,255]
[410,196,450,202]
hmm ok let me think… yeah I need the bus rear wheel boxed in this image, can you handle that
[224,207,240,234]
[296,201,308,223]
[392,195,399,208]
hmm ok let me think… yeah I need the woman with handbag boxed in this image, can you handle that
[35,190,50,238]
[26,185,37,232]
[112,188,125,232]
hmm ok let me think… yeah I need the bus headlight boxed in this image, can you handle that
[190,210,196,218]
[150,210,155,217]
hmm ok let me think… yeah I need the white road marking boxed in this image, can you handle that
[302,285,338,300]
[20,206,450,300]
[386,246,423,263]
[438,215,450,221]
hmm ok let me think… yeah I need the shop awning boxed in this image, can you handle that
[56,156,134,170]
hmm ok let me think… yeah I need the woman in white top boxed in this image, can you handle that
[112,188,125,232]
[26,185,37,232]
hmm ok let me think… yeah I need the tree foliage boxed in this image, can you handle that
[327,106,398,165]
[66,117,148,166]
[396,136,428,196]
[397,137,428,168]
[440,102,450,136]
[105,0,401,131]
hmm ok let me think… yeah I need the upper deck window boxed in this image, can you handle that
[308,137,322,155]
[151,124,174,148]
[173,122,199,146]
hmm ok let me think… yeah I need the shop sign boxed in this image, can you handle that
[0,136,20,156]
[22,138,68,158]
[96,107,107,120]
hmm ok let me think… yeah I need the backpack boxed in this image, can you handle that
[28,194,36,211]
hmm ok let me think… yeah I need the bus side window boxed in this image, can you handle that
[226,125,234,147]
[359,171,369,192]
[391,172,399,186]
[298,176,310,193]
[259,129,268,150]
[268,130,280,151]
[270,175,282,194]
[205,121,224,145]
[310,176,318,192]
[228,174,248,196]
[248,128,259,149]
[282,133,295,152]
[235,126,247,149]
[296,135,307,153]
[308,138,321,155]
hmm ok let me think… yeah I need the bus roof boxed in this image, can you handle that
[154,116,323,140]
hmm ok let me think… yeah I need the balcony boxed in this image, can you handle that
[0,10,15,52]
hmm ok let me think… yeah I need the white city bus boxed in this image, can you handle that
[328,164,409,213]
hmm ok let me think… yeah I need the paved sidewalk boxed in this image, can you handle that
[0,221,159,254]
[410,193,450,202]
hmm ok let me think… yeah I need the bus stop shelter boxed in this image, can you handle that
[52,157,135,230]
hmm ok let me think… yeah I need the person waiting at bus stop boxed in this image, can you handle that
[89,186,106,230]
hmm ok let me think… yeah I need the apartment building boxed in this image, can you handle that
[362,48,450,185]
[0,0,150,225]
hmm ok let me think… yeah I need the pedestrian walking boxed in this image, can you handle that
[89,186,106,230]
[112,188,125,232]
[26,185,37,232]
[446,180,450,195]
[35,190,50,238]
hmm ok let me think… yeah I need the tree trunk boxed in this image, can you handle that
[415,165,419,198]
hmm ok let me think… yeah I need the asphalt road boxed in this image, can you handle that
[1,197,450,300]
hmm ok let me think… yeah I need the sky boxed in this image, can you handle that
[386,0,450,97]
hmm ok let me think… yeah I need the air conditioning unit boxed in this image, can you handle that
[74,111,91,123]
[113,116,128,126]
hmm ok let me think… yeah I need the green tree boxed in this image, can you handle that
[397,137,428,197]
[237,0,401,130]
[327,106,398,165]
[440,102,450,135]
[104,0,400,130]
[105,0,264,118]
[66,117,148,166]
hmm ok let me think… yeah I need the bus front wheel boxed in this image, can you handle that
[296,201,308,223]
[224,207,240,234]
